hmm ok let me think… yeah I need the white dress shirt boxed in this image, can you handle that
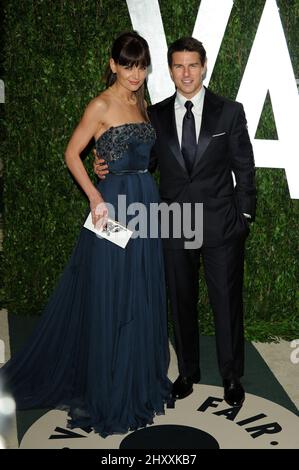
[175,87,205,147]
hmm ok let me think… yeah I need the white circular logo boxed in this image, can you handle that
[19,385,299,449]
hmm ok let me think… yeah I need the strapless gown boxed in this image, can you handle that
[1,122,172,438]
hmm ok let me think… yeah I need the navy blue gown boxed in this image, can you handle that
[1,122,172,437]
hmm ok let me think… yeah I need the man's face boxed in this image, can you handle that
[169,51,206,99]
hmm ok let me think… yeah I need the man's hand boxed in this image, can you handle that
[93,149,109,179]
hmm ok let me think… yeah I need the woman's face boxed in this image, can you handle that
[110,58,147,92]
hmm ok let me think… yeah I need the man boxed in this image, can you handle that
[95,37,256,407]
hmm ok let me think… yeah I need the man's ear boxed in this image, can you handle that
[202,59,207,81]
[168,66,174,82]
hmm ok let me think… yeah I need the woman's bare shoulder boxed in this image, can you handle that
[88,92,110,113]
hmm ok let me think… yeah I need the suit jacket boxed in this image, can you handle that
[148,87,257,249]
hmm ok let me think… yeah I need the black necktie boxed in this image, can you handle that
[181,100,197,174]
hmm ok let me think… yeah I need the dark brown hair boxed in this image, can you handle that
[167,37,206,67]
[106,31,151,121]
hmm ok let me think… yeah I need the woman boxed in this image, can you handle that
[1,31,172,438]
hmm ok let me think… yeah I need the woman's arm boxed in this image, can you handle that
[64,97,108,227]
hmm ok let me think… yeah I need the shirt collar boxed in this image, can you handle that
[175,86,205,110]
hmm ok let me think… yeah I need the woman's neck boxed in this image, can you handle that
[110,83,136,104]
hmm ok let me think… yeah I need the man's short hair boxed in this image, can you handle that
[168,37,207,67]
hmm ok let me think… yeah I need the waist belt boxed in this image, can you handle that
[109,169,148,175]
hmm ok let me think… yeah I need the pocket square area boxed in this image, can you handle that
[212,132,226,137]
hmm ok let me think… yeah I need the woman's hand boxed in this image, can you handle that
[93,150,109,179]
[89,191,108,230]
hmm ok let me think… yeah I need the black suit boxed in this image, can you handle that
[148,87,256,380]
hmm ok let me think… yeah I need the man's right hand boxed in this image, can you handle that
[93,149,109,179]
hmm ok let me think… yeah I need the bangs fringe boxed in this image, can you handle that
[118,41,150,68]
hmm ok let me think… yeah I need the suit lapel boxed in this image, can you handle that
[158,89,223,174]
[192,88,223,173]
[160,94,187,172]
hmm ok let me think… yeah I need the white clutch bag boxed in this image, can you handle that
[83,212,133,249]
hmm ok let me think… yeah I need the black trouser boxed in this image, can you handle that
[164,237,245,380]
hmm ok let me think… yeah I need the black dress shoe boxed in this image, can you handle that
[172,375,194,400]
[223,378,245,407]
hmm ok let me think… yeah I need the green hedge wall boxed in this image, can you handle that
[1,0,298,341]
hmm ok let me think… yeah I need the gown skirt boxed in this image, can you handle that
[1,123,172,437]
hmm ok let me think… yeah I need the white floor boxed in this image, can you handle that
[254,340,299,410]
[0,308,298,449]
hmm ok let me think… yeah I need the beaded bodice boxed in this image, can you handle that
[95,122,156,173]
